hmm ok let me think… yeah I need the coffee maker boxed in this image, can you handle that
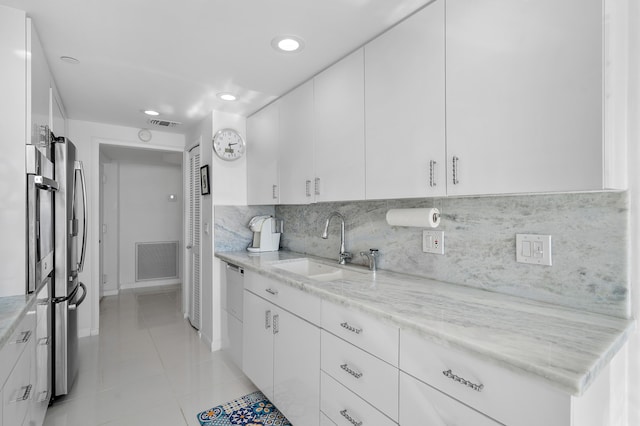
[247,216,282,252]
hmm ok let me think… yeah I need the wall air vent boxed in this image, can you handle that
[148,119,182,127]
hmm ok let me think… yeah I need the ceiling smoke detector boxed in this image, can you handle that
[148,119,182,127]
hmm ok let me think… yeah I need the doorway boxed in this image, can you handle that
[98,145,184,298]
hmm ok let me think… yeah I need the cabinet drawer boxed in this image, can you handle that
[400,371,500,425]
[321,331,398,420]
[0,310,36,390]
[400,330,569,426]
[321,372,396,426]
[322,300,398,365]
[245,271,320,325]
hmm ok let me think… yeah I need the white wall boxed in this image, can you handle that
[69,119,185,336]
[0,6,27,296]
[184,110,248,351]
[118,161,182,288]
[212,110,248,206]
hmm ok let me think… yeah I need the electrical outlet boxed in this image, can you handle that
[516,234,552,266]
[423,230,444,255]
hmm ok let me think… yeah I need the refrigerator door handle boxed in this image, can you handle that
[69,283,87,311]
[52,283,79,304]
[75,161,88,273]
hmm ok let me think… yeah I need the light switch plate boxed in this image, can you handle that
[423,230,444,255]
[516,234,552,266]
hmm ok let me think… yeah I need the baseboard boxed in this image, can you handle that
[119,279,181,291]
[103,289,119,296]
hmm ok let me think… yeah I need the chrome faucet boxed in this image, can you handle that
[360,249,380,272]
[321,212,352,265]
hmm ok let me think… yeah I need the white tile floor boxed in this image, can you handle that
[43,285,256,426]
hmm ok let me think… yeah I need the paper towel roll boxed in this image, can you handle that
[386,208,441,228]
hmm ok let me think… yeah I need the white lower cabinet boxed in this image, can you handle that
[321,331,398,421]
[399,330,569,426]
[321,372,396,426]
[0,309,37,426]
[399,371,500,425]
[242,288,320,426]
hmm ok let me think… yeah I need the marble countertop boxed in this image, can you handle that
[0,293,37,351]
[216,250,635,396]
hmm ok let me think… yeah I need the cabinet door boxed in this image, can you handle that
[51,86,66,139]
[27,19,51,146]
[279,81,315,204]
[242,290,275,401]
[273,308,320,426]
[247,102,280,205]
[365,1,446,200]
[446,0,603,195]
[314,48,365,202]
[399,372,500,425]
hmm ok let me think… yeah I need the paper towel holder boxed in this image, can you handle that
[385,207,441,228]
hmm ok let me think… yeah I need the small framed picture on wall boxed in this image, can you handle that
[200,165,210,195]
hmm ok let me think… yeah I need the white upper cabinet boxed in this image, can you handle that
[27,19,51,146]
[247,101,280,205]
[364,0,446,200]
[51,85,66,139]
[446,0,604,195]
[278,80,315,205]
[314,48,366,202]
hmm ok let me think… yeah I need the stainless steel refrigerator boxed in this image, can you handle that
[53,136,87,398]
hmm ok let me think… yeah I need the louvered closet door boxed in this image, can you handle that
[187,146,201,329]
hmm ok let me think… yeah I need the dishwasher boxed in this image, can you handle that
[223,262,244,368]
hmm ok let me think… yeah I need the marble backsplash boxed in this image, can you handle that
[273,192,630,319]
[214,205,275,252]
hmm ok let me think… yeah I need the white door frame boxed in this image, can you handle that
[90,138,184,335]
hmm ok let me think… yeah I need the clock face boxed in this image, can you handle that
[213,128,245,161]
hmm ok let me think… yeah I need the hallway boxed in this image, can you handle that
[43,286,256,426]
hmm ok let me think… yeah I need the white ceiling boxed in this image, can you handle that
[0,0,432,133]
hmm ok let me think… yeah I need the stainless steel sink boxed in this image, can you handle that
[272,258,364,282]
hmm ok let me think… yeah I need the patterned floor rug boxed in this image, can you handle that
[196,391,292,426]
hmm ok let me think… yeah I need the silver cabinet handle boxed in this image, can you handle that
[340,322,362,335]
[13,330,32,344]
[340,409,362,426]
[452,156,460,185]
[305,180,311,197]
[38,337,49,346]
[442,369,484,392]
[272,184,278,199]
[265,288,278,296]
[265,310,271,329]
[273,314,279,334]
[314,177,320,195]
[340,363,363,379]
[12,385,33,403]
[429,160,437,188]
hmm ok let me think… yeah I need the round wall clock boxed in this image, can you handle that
[213,128,245,161]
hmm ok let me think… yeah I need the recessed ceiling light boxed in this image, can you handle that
[60,56,79,64]
[271,35,305,53]
[143,110,160,116]
[218,93,237,101]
